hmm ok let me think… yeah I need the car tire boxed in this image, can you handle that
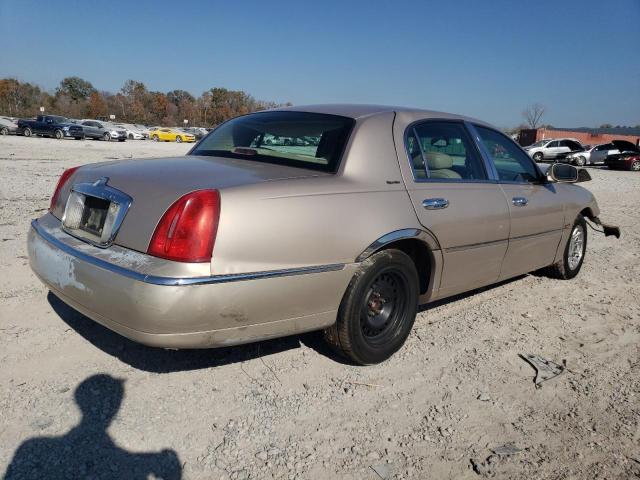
[573,156,586,167]
[631,160,640,171]
[103,132,111,141]
[0,127,8,136]
[542,215,587,280]
[128,133,134,140]
[324,249,419,365]
[54,129,64,140]
[176,136,182,143]
[533,152,544,162]
[23,127,32,137]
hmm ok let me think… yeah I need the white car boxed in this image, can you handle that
[115,123,146,140]
[524,138,584,161]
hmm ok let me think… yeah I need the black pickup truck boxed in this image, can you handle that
[17,115,84,140]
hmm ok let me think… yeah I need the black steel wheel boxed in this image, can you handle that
[324,249,419,365]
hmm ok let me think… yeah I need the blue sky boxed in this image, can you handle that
[1,0,639,127]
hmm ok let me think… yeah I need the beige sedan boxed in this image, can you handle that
[27,105,619,364]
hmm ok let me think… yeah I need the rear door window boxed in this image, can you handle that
[406,121,487,181]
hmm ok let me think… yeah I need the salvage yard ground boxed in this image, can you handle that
[0,135,638,479]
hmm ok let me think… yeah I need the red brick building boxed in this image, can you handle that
[519,127,640,148]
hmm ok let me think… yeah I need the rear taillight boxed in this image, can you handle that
[50,166,80,212]
[148,190,220,263]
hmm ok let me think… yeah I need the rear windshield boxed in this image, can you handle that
[190,111,355,172]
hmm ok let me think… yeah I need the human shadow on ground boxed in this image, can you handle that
[48,276,527,373]
[3,374,181,480]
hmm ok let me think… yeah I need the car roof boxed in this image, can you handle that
[272,103,492,126]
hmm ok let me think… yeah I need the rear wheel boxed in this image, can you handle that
[324,249,419,365]
[103,132,111,141]
[54,129,64,140]
[543,215,587,280]
[573,156,586,167]
[533,152,543,162]
[0,127,8,135]
[631,160,640,171]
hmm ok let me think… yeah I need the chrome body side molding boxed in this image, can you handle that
[32,219,344,287]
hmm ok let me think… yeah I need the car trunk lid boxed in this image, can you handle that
[60,155,328,254]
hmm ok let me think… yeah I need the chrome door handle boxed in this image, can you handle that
[422,198,449,210]
[512,197,528,207]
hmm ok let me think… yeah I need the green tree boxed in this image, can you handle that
[56,77,96,102]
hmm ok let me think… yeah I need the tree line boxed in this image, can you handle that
[0,77,290,127]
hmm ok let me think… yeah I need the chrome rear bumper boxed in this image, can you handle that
[28,214,352,348]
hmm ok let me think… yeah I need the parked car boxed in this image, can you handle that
[113,123,145,140]
[180,127,206,140]
[149,127,196,143]
[27,105,620,365]
[523,138,584,161]
[79,120,127,141]
[17,115,84,140]
[564,144,601,166]
[604,141,640,171]
[0,116,19,135]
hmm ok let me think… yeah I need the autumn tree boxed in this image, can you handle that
[86,91,107,118]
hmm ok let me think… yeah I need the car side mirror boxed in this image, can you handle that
[546,163,590,183]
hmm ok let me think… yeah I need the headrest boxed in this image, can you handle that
[425,151,453,170]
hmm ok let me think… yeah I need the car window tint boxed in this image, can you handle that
[407,122,487,181]
[547,140,559,147]
[475,126,541,183]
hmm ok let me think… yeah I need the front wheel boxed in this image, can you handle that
[533,152,544,162]
[630,160,640,171]
[23,128,32,137]
[103,132,111,141]
[543,215,587,280]
[324,249,419,365]
[153,135,159,142]
[54,129,64,140]
[176,136,182,143]
[573,156,586,167]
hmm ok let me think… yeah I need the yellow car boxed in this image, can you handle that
[149,128,196,143]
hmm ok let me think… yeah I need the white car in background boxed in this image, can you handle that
[115,123,146,140]
[524,138,584,162]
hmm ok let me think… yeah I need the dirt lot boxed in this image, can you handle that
[0,135,638,480]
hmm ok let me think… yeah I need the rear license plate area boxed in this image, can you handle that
[78,195,110,237]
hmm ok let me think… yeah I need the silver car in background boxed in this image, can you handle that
[524,138,584,161]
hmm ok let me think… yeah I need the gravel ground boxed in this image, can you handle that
[0,135,638,480]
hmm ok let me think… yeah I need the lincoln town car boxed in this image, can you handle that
[27,105,620,364]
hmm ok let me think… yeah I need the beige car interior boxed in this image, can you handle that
[410,146,462,180]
